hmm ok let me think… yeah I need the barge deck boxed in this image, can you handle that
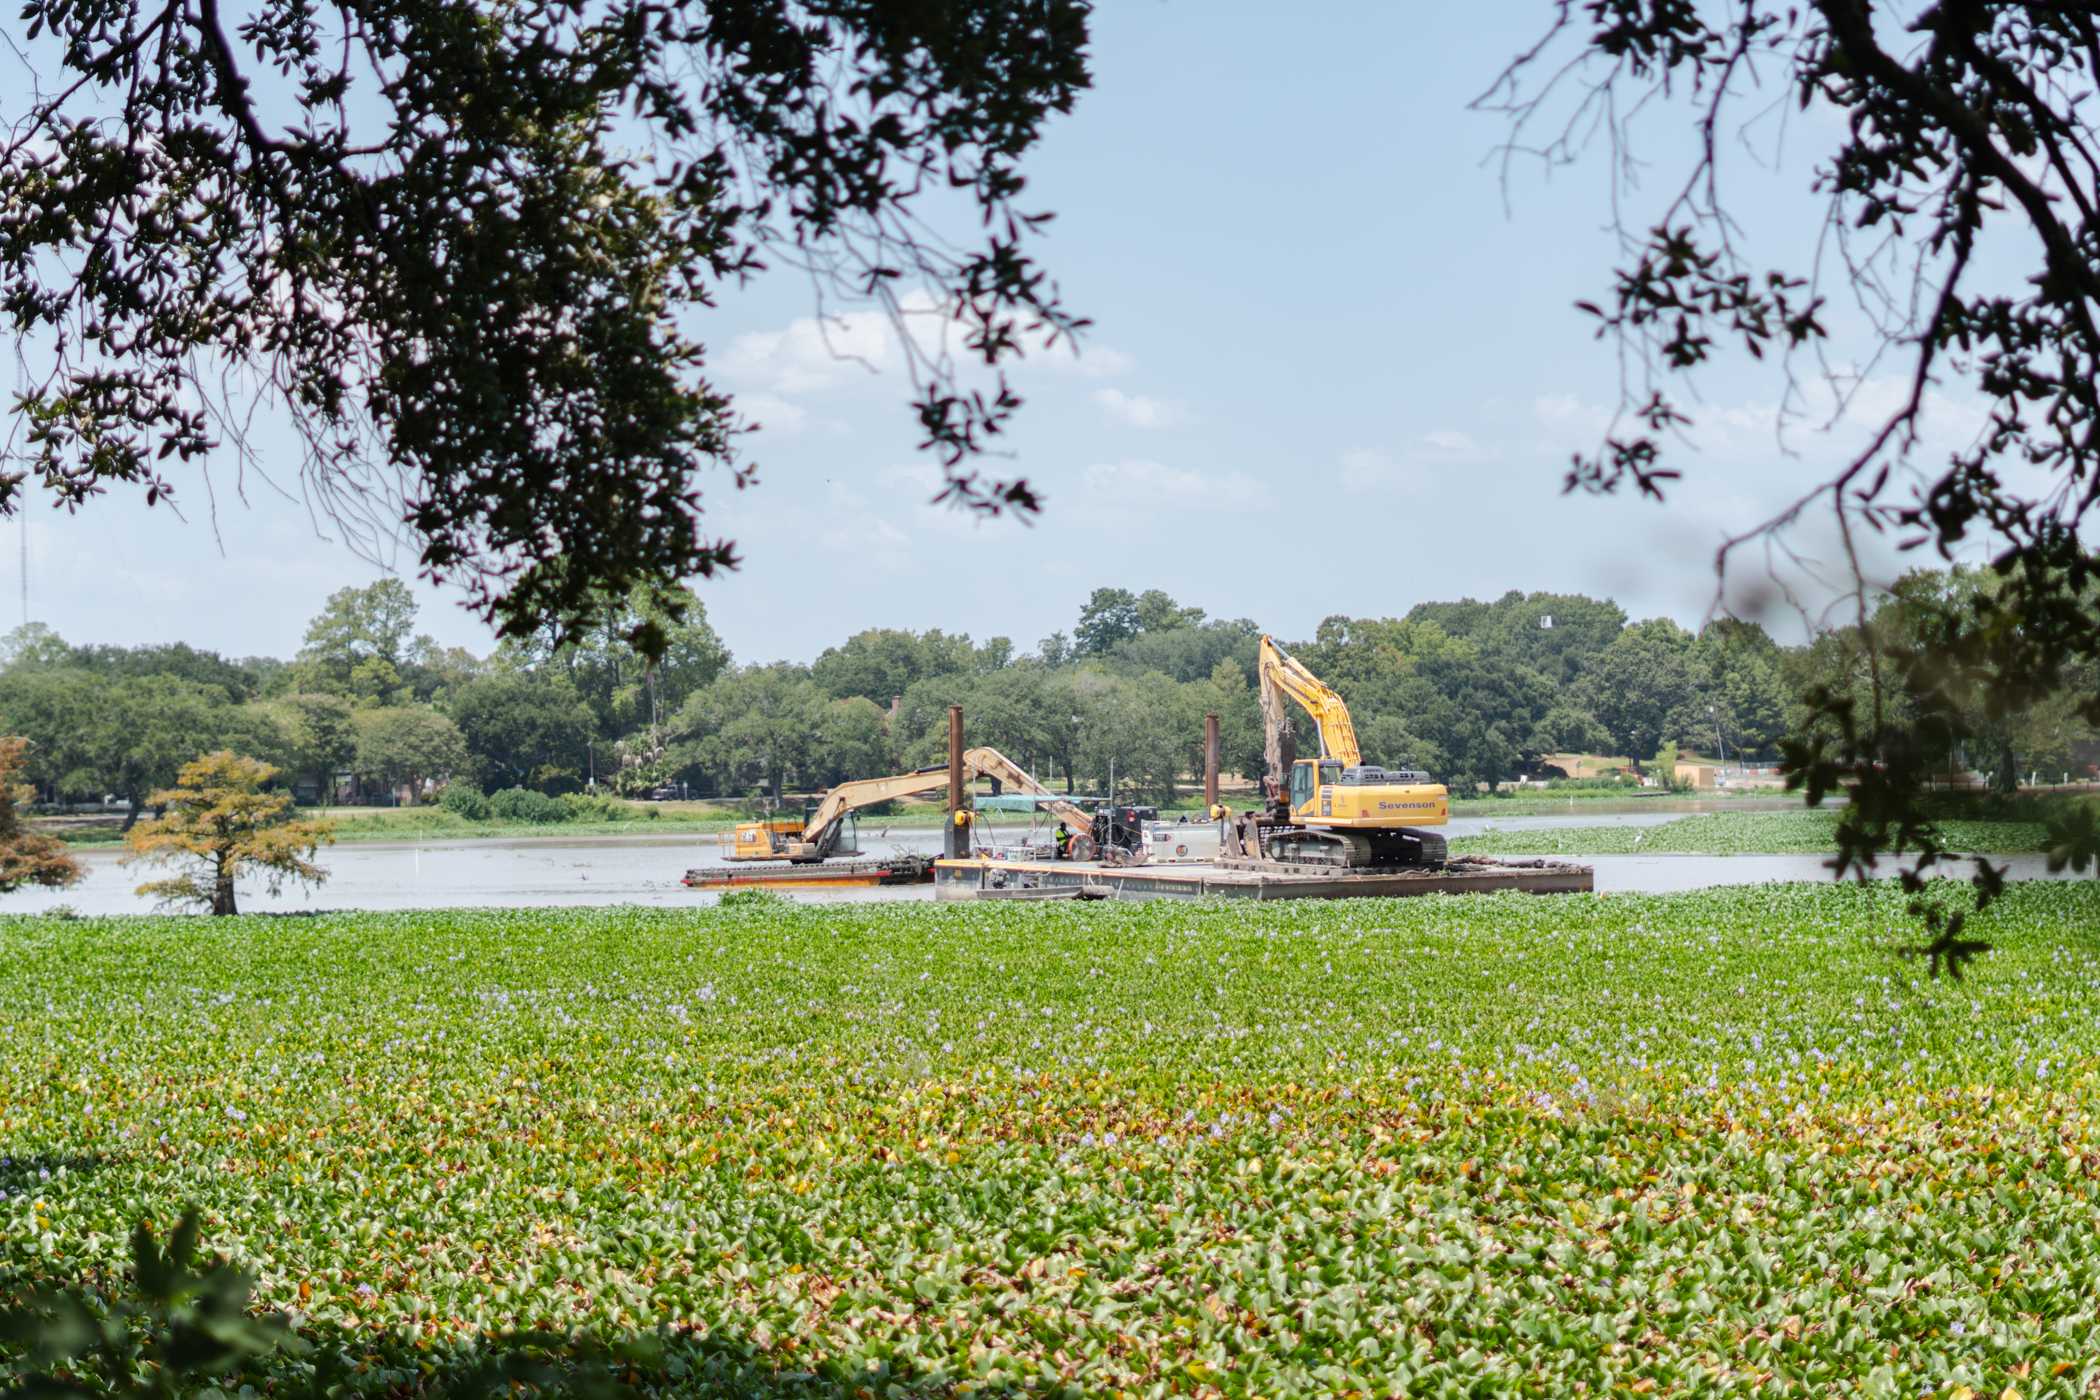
[934,854,1592,902]
[684,854,937,890]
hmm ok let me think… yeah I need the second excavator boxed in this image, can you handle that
[725,748,1094,865]
[1220,635,1450,869]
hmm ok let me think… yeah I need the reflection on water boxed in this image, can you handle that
[5,805,2057,917]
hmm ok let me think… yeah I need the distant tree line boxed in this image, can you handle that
[0,572,2075,813]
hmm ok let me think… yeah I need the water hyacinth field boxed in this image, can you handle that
[1449,809,2052,858]
[5,887,2100,1395]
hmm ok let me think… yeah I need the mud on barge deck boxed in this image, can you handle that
[934,855,1593,902]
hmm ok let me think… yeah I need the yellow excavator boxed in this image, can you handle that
[1221,635,1449,868]
[727,747,1093,864]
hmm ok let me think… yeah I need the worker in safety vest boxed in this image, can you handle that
[1054,823,1072,860]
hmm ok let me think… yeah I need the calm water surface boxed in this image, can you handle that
[8,802,2070,916]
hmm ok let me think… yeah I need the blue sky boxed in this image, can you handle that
[12,2,1985,665]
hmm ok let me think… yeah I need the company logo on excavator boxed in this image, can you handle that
[1376,800,1438,812]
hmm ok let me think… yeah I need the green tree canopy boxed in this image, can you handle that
[0,668,269,825]
[809,698,896,790]
[1073,589,1142,657]
[1681,620,1791,762]
[1408,591,1627,688]
[671,665,827,801]
[353,707,470,804]
[1105,618,1259,685]
[295,580,420,702]
[1578,620,1696,773]
[248,693,358,801]
[499,583,730,738]
[3,2,1090,643]
[446,673,595,794]
[0,624,71,671]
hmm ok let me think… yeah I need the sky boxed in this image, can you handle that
[7,1,1994,667]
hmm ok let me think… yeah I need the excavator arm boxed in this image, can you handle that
[793,747,1091,857]
[797,765,953,853]
[958,748,1096,831]
[1258,635,1362,772]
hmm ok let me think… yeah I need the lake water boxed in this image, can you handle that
[9,806,2078,916]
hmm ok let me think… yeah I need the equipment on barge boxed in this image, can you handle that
[688,748,1091,889]
[1220,636,1451,871]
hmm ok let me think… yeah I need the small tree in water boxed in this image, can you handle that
[0,736,81,894]
[126,752,335,915]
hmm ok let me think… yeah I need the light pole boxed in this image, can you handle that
[1709,705,1728,773]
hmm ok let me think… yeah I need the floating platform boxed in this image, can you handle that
[684,854,936,890]
[933,854,1593,902]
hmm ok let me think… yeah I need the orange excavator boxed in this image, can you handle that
[725,748,1092,864]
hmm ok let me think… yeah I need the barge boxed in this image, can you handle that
[683,854,936,890]
[933,853,1593,902]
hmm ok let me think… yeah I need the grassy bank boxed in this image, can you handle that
[49,797,1236,847]
[1450,807,2054,857]
[42,806,743,848]
[46,801,939,848]
[1446,788,1788,818]
[45,786,1795,845]
[6,886,2100,1393]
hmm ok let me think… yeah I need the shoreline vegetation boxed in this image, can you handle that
[38,785,1806,848]
[45,786,2090,853]
[4,886,2098,1393]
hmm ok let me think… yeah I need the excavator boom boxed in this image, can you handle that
[1241,633,1448,870]
[1258,636,1361,768]
[726,746,1089,863]
[957,748,1096,832]
[796,766,949,849]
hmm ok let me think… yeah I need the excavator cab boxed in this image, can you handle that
[1285,760,1348,819]
[726,811,861,863]
[729,817,803,861]
[1288,760,1315,813]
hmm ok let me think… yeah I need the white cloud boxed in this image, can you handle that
[1534,392,1614,438]
[734,393,808,436]
[1333,431,1489,494]
[718,308,902,395]
[1532,378,1993,470]
[1079,458,1270,512]
[719,292,1133,404]
[878,461,947,494]
[1042,343,1135,379]
[1338,447,1418,494]
[1092,387,1190,430]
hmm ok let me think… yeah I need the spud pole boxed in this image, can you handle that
[1204,712,1220,813]
[946,705,967,860]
